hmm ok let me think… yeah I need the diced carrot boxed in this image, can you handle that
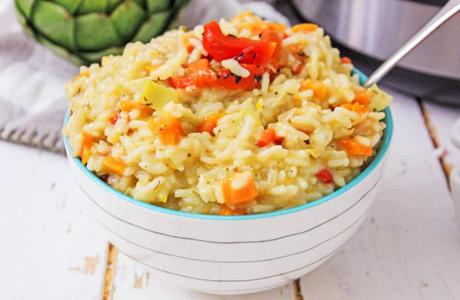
[266,22,287,33]
[81,148,91,165]
[339,138,373,156]
[301,79,329,101]
[354,90,372,105]
[197,113,225,135]
[288,44,302,53]
[341,57,352,64]
[103,156,127,176]
[81,131,95,149]
[156,116,185,145]
[316,169,333,184]
[340,103,368,114]
[108,111,120,125]
[292,23,319,33]
[79,68,90,77]
[256,128,284,147]
[219,205,246,216]
[293,95,302,107]
[188,58,210,72]
[247,22,265,35]
[119,101,154,117]
[221,172,258,205]
[79,131,96,165]
[247,22,286,35]
[232,11,253,21]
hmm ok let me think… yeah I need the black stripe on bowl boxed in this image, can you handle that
[79,175,381,244]
[118,237,349,282]
[95,205,368,263]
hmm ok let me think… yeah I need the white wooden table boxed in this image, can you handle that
[1,89,460,300]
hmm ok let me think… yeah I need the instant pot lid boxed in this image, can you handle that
[284,0,460,105]
[409,0,449,6]
[289,0,460,80]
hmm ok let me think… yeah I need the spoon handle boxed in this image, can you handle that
[365,0,460,87]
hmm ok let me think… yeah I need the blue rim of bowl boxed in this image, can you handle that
[63,69,393,220]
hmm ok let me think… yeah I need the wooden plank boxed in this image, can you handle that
[0,142,108,300]
[111,252,295,299]
[299,91,460,299]
[423,101,460,172]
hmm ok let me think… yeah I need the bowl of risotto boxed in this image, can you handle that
[64,12,393,294]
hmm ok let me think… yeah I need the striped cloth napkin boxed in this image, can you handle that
[0,0,287,153]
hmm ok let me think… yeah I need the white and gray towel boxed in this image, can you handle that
[0,0,287,153]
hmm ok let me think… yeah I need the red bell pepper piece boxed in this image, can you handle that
[316,169,333,184]
[169,59,267,90]
[202,20,278,65]
[256,128,284,147]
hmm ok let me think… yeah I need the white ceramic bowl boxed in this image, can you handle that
[64,73,393,295]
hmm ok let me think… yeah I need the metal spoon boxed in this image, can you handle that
[365,0,460,88]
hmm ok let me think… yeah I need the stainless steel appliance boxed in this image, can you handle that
[288,0,460,104]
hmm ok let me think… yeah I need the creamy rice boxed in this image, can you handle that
[64,13,391,215]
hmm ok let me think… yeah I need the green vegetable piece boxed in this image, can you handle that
[368,84,392,112]
[14,0,188,65]
[111,1,146,42]
[76,0,107,14]
[31,1,76,50]
[107,0,123,12]
[133,11,171,43]
[52,0,82,14]
[36,34,85,65]
[146,0,171,13]
[79,47,123,64]
[132,0,147,9]
[141,81,178,110]
[16,0,36,18]
[75,13,122,51]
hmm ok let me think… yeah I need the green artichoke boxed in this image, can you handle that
[15,0,190,65]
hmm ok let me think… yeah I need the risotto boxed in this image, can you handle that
[64,12,391,215]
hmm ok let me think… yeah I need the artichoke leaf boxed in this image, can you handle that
[52,0,82,14]
[16,0,35,18]
[146,0,171,13]
[76,0,107,14]
[78,47,123,64]
[132,11,172,43]
[14,0,187,65]
[75,13,122,51]
[31,1,76,50]
[110,1,146,42]
[107,0,123,12]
